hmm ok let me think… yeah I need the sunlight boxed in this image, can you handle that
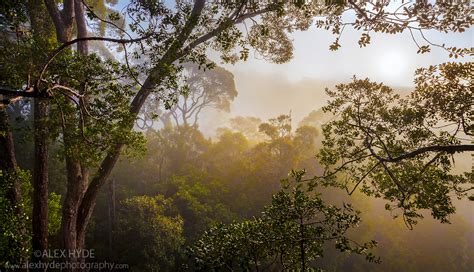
[377,50,409,83]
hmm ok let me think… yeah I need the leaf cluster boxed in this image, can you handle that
[316,62,473,226]
[190,170,378,271]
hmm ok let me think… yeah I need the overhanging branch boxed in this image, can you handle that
[0,87,38,98]
[38,34,154,84]
[374,144,474,162]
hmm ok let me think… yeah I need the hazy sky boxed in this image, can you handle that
[206,19,473,128]
[221,26,472,86]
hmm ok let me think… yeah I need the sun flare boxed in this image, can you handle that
[377,50,409,83]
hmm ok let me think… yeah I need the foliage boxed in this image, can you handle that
[190,170,378,271]
[318,0,473,57]
[0,169,30,267]
[0,0,28,30]
[167,175,238,242]
[316,62,473,227]
[0,167,62,267]
[259,114,292,140]
[1,0,473,270]
[227,116,265,143]
[115,195,184,272]
[84,0,124,37]
[88,115,322,267]
[46,52,146,164]
[73,113,474,271]
[47,192,62,236]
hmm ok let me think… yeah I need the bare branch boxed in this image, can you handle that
[346,162,381,195]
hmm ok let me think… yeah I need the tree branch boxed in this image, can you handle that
[178,6,273,58]
[373,144,474,162]
[38,34,153,85]
[0,86,38,98]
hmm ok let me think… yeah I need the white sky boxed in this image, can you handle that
[219,24,473,87]
[205,22,473,129]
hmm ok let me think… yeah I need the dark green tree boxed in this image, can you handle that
[115,195,184,271]
[190,170,378,271]
[315,62,473,227]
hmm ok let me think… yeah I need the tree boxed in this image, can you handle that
[144,63,237,128]
[228,116,265,143]
[190,170,378,271]
[0,168,30,267]
[257,114,320,176]
[150,125,210,179]
[115,195,184,271]
[299,108,333,128]
[259,114,292,141]
[1,0,59,265]
[86,121,474,271]
[315,62,473,227]
[0,106,26,263]
[168,175,237,242]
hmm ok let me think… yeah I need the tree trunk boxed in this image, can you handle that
[27,0,58,268]
[59,2,91,269]
[74,0,88,55]
[0,107,26,264]
[107,179,116,260]
[60,158,89,271]
[31,98,49,269]
[0,107,22,206]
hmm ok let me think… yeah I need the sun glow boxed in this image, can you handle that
[376,50,410,84]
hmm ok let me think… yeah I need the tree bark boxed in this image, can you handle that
[27,0,60,268]
[59,1,90,267]
[107,179,116,260]
[44,0,74,43]
[31,97,49,269]
[0,107,21,206]
[60,157,88,268]
[74,0,88,55]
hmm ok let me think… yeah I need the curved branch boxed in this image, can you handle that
[0,86,38,98]
[38,34,153,86]
[373,144,474,163]
[346,162,381,195]
[178,6,273,58]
